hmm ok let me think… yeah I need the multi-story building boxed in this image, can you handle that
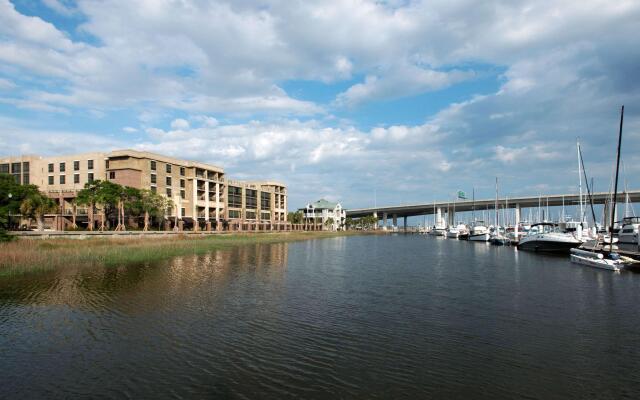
[300,199,346,231]
[1,149,287,231]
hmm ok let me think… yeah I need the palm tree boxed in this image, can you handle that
[76,181,102,231]
[20,192,57,231]
[324,217,335,231]
[139,189,170,231]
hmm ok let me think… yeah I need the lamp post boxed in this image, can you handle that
[7,192,12,230]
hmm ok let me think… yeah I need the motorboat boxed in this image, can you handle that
[618,216,640,244]
[446,223,467,239]
[490,227,510,246]
[468,221,490,242]
[570,248,631,272]
[517,223,581,253]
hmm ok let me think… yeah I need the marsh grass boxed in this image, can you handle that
[0,232,365,277]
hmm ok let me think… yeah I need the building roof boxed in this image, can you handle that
[308,199,340,209]
[108,149,224,173]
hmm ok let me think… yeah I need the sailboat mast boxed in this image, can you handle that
[495,177,499,227]
[577,140,584,225]
[609,105,624,250]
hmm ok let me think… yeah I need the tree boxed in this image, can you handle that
[344,217,354,230]
[20,192,57,231]
[138,189,170,231]
[287,211,303,224]
[0,173,40,240]
[76,180,102,231]
[324,217,335,231]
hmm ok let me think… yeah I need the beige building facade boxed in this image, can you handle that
[1,149,287,230]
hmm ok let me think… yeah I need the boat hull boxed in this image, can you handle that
[517,237,580,253]
[469,233,490,242]
[570,254,621,271]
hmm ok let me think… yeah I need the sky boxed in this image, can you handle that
[0,0,639,210]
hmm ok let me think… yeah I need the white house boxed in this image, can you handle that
[300,199,346,231]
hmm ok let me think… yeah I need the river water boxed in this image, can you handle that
[2,235,640,398]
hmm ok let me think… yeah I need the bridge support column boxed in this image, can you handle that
[383,212,388,231]
[393,214,398,229]
[403,216,407,232]
[514,204,521,240]
[373,212,378,230]
[436,208,442,227]
[448,209,454,226]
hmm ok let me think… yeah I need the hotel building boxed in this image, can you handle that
[1,150,287,230]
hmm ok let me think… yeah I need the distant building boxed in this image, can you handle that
[300,199,346,231]
[1,149,287,230]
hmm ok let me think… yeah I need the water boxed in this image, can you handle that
[2,235,640,398]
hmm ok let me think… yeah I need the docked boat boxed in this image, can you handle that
[490,228,510,246]
[430,225,447,236]
[570,248,626,272]
[468,221,490,242]
[517,223,581,253]
[618,216,640,244]
[446,223,467,239]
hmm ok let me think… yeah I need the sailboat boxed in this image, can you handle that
[571,106,637,270]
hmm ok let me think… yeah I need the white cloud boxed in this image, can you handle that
[122,126,138,133]
[42,0,77,17]
[170,118,190,130]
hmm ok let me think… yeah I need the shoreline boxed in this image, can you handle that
[0,231,378,277]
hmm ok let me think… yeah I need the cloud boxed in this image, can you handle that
[170,118,190,130]
[42,0,78,17]
[122,126,138,133]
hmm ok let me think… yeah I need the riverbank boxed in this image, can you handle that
[0,231,373,277]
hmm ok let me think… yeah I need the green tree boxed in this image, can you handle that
[139,189,171,231]
[287,211,303,224]
[76,180,102,231]
[344,217,354,230]
[20,192,57,231]
[0,173,40,240]
[324,217,335,230]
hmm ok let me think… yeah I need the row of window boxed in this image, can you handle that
[0,162,30,174]
[48,160,94,173]
[227,210,271,220]
[47,173,95,185]
[150,160,186,176]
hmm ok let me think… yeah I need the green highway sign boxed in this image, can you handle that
[457,191,466,199]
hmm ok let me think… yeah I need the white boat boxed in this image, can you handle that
[429,225,446,236]
[517,223,581,253]
[618,216,640,244]
[469,221,490,241]
[570,248,625,271]
[446,223,467,239]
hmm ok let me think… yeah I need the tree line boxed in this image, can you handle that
[0,173,172,240]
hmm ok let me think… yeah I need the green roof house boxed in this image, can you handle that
[299,199,346,231]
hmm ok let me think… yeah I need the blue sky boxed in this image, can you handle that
[1,0,639,210]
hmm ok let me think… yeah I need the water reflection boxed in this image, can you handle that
[2,236,640,399]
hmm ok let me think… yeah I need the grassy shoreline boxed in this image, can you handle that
[0,231,373,277]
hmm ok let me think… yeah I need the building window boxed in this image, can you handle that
[48,176,54,185]
[229,186,242,208]
[166,188,172,197]
[74,174,80,184]
[11,162,21,173]
[151,174,157,184]
[59,162,65,172]
[180,189,185,199]
[0,163,8,174]
[109,171,116,179]
[74,160,80,171]
[88,159,94,170]
[180,167,185,176]
[166,176,172,186]
[261,211,271,220]
[22,161,29,171]
[181,207,186,217]
[48,163,54,173]
[180,179,185,188]
[261,192,271,209]
[166,164,172,173]
[88,173,94,183]
[23,174,29,185]
[229,210,241,219]
[151,186,157,193]
[246,211,256,220]
[150,160,156,171]
[245,189,257,209]
[60,175,66,184]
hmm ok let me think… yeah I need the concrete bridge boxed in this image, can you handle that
[346,190,640,229]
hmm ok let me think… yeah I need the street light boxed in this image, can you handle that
[7,193,12,230]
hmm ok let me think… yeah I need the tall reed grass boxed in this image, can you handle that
[0,232,362,276]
